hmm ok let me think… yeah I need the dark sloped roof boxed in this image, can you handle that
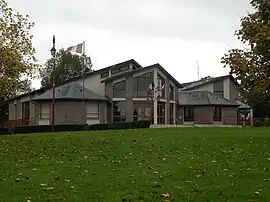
[32,82,107,101]
[178,90,240,106]
[8,59,141,101]
[102,63,182,88]
[180,75,239,91]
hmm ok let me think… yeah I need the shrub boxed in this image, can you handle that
[263,117,270,127]
[0,127,10,135]
[13,124,88,134]
[88,121,151,131]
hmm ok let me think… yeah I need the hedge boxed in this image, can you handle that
[12,124,88,134]
[0,127,10,135]
[88,120,151,131]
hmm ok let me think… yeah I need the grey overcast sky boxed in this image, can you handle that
[9,0,251,89]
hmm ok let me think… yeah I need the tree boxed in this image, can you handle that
[0,0,37,99]
[40,49,93,88]
[221,1,270,94]
[221,0,270,116]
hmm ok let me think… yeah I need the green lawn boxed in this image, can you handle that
[1,128,270,201]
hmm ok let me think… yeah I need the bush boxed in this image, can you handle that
[13,124,88,134]
[0,127,10,135]
[263,117,270,127]
[89,121,151,131]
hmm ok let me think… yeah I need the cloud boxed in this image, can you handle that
[9,0,250,41]
[7,0,251,89]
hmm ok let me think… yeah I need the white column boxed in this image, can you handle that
[154,68,158,124]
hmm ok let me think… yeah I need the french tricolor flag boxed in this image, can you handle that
[66,42,85,54]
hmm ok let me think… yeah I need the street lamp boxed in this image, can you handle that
[50,35,56,132]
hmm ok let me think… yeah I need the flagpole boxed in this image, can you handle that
[82,41,86,124]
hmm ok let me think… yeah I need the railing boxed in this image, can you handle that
[0,119,36,127]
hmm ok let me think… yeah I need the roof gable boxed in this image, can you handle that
[8,59,141,101]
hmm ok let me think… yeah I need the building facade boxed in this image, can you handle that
[7,59,244,126]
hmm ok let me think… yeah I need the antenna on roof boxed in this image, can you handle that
[196,60,200,81]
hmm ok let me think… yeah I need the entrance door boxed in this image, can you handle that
[157,102,165,124]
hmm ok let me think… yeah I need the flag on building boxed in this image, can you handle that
[66,42,84,54]
[147,82,154,94]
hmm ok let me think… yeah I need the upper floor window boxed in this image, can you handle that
[113,80,126,98]
[169,85,174,100]
[101,71,109,78]
[133,72,153,97]
[214,91,224,98]
[111,65,129,75]
[157,74,165,98]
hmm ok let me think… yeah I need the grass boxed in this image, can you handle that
[0,128,270,201]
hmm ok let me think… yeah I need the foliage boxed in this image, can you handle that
[0,0,37,99]
[221,0,270,96]
[40,49,92,88]
[263,116,270,126]
[88,120,151,131]
[1,128,270,201]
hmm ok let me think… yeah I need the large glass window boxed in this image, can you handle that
[113,80,126,98]
[133,72,153,97]
[157,102,165,124]
[213,106,222,121]
[169,85,174,100]
[157,74,165,98]
[184,107,194,121]
[133,101,153,122]
[113,101,126,122]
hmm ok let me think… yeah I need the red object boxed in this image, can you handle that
[66,46,73,52]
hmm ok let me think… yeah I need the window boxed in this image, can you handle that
[101,71,109,78]
[113,101,126,122]
[157,102,165,124]
[133,101,153,122]
[213,106,222,121]
[113,80,126,98]
[157,74,165,98]
[40,103,50,119]
[86,103,99,119]
[214,90,224,98]
[22,101,30,120]
[133,72,153,97]
[184,107,194,121]
[169,85,174,100]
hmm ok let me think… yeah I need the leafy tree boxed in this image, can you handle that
[0,0,37,99]
[221,0,270,116]
[221,0,270,94]
[40,49,92,88]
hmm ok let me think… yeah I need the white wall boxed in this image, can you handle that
[223,77,230,100]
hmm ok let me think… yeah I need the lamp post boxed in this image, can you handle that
[50,35,56,132]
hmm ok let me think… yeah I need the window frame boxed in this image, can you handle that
[213,106,222,122]
[184,106,194,121]
[40,103,50,119]
[86,103,99,119]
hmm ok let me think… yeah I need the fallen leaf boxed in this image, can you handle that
[161,193,171,198]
